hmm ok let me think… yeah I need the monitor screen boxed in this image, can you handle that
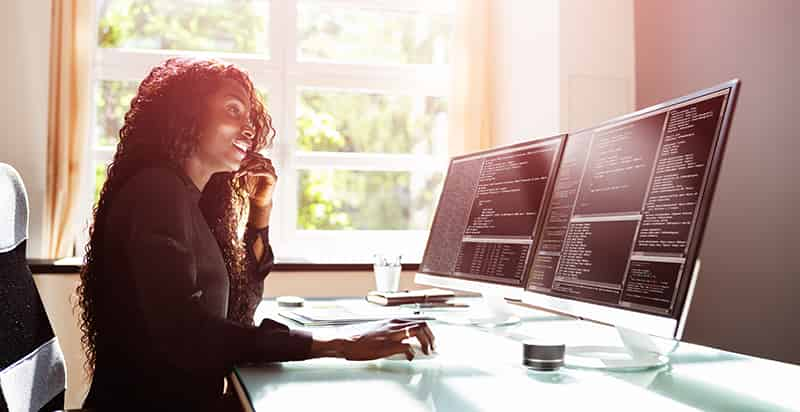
[418,135,565,292]
[523,81,739,338]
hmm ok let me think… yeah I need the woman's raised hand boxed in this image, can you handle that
[235,151,277,207]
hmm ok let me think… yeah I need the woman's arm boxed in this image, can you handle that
[125,168,312,371]
[246,201,271,261]
[239,152,276,272]
[235,152,277,324]
[237,203,274,325]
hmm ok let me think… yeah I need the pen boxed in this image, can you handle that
[415,302,469,308]
[407,302,470,314]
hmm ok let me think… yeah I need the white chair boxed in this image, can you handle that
[0,162,68,412]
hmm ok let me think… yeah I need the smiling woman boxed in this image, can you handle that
[77,57,434,411]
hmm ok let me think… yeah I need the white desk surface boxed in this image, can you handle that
[233,298,800,412]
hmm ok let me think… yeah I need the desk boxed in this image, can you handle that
[233,298,800,412]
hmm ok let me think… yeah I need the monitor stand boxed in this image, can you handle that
[564,325,670,371]
[432,293,520,327]
[466,293,521,328]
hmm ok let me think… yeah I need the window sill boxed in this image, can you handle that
[27,259,420,274]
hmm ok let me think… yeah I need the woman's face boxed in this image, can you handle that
[194,79,255,174]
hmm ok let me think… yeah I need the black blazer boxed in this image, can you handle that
[84,167,311,411]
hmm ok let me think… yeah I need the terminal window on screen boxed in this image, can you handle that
[421,138,563,286]
[527,92,730,316]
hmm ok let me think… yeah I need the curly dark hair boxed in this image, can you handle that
[76,57,275,376]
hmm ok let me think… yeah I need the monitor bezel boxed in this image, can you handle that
[416,134,568,297]
[521,79,740,339]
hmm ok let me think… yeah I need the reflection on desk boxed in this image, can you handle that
[234,298,800,412]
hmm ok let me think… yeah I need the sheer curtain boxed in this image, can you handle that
[46,0,92,258]
[448,0,495,156]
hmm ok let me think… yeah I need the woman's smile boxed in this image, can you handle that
[232,138,250,158]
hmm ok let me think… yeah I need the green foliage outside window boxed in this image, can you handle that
[297,3,451,65]
[295,92,446,230]
[296,91,446,154]
[95,81,137,147]
[296,170,442,231]
[94,164,107,206]
[97,0,268,54]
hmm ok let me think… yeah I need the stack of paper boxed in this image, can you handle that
[278,302,430,326]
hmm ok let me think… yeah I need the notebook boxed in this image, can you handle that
[365,288,455,306]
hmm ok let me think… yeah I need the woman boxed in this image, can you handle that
[77,57,434,410]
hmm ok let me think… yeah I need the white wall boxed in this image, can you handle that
[490,0,561,145]
[490,0,635,146]
[0,0,52,258]
[558,0,635,132]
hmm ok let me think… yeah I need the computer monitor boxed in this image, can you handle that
[415,135,566,324]
[521,80,740,369]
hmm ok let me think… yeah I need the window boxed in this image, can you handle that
[86,0,454,263]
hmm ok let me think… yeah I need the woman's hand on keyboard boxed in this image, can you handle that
[312,319,435,361]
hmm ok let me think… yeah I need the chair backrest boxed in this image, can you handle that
[0,162,66,412]
[0,162,28,255]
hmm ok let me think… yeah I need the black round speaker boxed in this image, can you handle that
[522,340,565,371]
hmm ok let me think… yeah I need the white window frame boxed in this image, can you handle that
[82,0,455,263]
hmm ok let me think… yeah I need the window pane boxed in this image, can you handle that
[95,80,138,147]
[297,169,443,230]
[297,3,452,65]
[94,162,108,206]
[297,90,447,154]
[98,0,269,55]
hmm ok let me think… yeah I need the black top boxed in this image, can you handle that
[83,167,312,410]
